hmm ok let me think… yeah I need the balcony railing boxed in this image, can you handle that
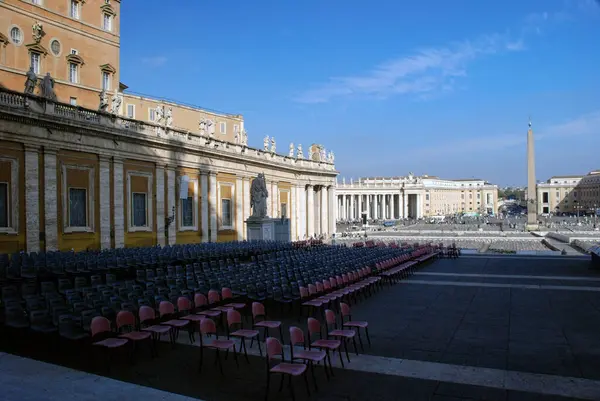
[0,88,335,172]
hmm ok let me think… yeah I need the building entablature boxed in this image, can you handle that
[0,89,337,184]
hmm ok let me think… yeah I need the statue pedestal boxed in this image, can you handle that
[246,217,290,242]
[526,223,539,232]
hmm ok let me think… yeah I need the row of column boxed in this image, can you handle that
[337,193,422,220]
[22,147,336,252]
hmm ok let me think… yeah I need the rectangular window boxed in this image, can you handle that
[280,203,287,218]
[148,108,156,122]
[181,197,194,227]
[221,199,232,227]
[31,0,41,5]
[102,72,110,90]
[542,192,549,203]
[70,0,80,19]
[220,122,226,134]
[69,63,78,83]
[30,53,40,74]
[68,188,87,227]
[0,183,8,228]
[103,14,112,31]
[69,97,77,106]
[425,194,430,201]
[126,104,135,118]
[132,193,147,227]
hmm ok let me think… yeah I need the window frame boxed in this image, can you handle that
[131,192,148,228]
[61,164,95,233]
[280,202,288,219]
[217,182,234,230]
[148,108,156,122]
[69,97,77,105]
[101,71,111,90]
[102,13,113,31]
[70,0,80,19]
[0,182,9,229]
[178,176,199,232]
[67,187,88,228]
[9,26,23,46]
[220,122,226,134]
[30,52,41,74]
[126,104,135,119]
[0,157,19,234]
[127,171,153,233]
[68,62,78,83]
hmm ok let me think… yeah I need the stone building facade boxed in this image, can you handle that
[537,171,600,215]
[0,89,337,253]
[336,175,498,220]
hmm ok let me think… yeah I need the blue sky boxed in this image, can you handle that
[119,0,600,186]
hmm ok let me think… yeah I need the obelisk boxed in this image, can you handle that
[526,119,539,231]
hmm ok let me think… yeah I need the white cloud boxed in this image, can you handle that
[141,56,168,67]
[406,111,600,159]
[293,33,524,104]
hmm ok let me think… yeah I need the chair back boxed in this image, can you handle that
[177,296,192,312]
[194,293,208,308]
[340,302,351,318]
[227,309,242,328]
[325,309,336,326]
[116,310,136,330]
[200,317,216,334]
[139,305,156,324]
[222,287,233,300]
[159,300,175,317]
[252,302,265,319]
[266,337,283,361]
[91,316,111,337]
[208,290,220,304]
[289,326,304,346]
[307,317,321,336]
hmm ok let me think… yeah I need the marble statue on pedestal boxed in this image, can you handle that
[271,137,276,153]
[39,73,56,100]
[24,67,37,95]
[297,144,304,159]
[198,119,206,135]
[155,105,165,125]
[166,107,173,128]
[241,129,248,146]
[320,147,326,162]
[263,136,270,151]
[307,146,313,160]
[250,173,269,218]
[327,151,335,163]
[98,90,109,112]
[289,143,294,157]
[32,22,43,43]
[110,91,122,114]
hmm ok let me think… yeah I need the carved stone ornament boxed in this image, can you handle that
[32,22,43,44]
[98,89,109,112]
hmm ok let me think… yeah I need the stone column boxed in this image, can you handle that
[235,177,243,241]
[44,147,58,251]
[320,186,328,236]
[306,185,314,237]
[200,172,209,242]
[113,158,124,248]
[328,186,336,236]
[155,165,165,247]
[290,183,297,240]
[297,185,306,239]
[404,194,409,219]
[366,195,370,220]
[166,167,176,245]
[375,195,379,220]
[349,194,355,221]
[24,146,40,253]
[99,156,111,249]
[242,177,250,240]
[271,181,279,217]
[209,172,217,242]
[341,194,346,221]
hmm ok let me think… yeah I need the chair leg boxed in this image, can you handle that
[233,344,239,368]
[337,347,345,367]
[279,375,285,392]
[344,339,351,363]
[310,361,319,391]
[366,327,372,345]
[303,370,311,396]
[357,330,365,351]
[352,335,359,355]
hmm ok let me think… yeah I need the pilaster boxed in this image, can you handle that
[43,147,58,251]
[235,176,243,241]
[155,164,165,246]
[200,172,209,242]
[99,155,111,250]
[209,172,217,242]
[166,167,176,245]
[306,185,314,237]
[24,145,40,252]
[113,157,125,248]
[242,177,250,240]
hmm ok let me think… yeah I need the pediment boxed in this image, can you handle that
[26,43,48,55]
[100,63,116,74]
[66,53,85,65]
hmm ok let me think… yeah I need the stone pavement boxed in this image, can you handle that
[2,255,600,400]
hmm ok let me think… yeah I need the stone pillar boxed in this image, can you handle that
[375,195,379,220]
[366,195,370,220]
[320,186,328,236]
[235,177,243,241]
[166,167,176,245]
[99,156,112,249]
[113,158,124,248]
[349,194,355,221]
[24,146,40,253]
[271,181,278,217]
[328,186,336,236]
[200,172,209,242]
[44,147,58,251]
[403,194,408,219]
[209,172,217,242]
[155,165,165,247]
[297,185,306,239]
[290,182,297,240]
[306,185,314,237]
[242,177,250,240]
[416,194,421,218]
[341,194,346,221]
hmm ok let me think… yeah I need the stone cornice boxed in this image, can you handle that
[99,63,116,74]
[0,89,337,179]
[26,43,48,56]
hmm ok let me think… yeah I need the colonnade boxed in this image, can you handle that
[336,192,422,221]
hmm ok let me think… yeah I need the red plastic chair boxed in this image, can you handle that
[289,326,330,388]
[177,297,203,342]
[209,289,233,312]
[116,310,153,359]
[91,316,128,371]
[139,305,173,347]
[195,293,222,319]
[199,317,238,375]
[325,309,357,362]
[222,287,246,310]
[265,337,310,401]
[307,317,344,368]
[340,302,370,350]
[227,308,261,362]
[252,302,283,343]
[159,301,191,343]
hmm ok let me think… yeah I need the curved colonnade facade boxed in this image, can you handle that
[0,90,337,253]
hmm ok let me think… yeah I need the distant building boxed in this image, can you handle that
[537,171,600,214]
[335,175,498,220]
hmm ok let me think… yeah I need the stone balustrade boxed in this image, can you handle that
[0,88,335,172]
